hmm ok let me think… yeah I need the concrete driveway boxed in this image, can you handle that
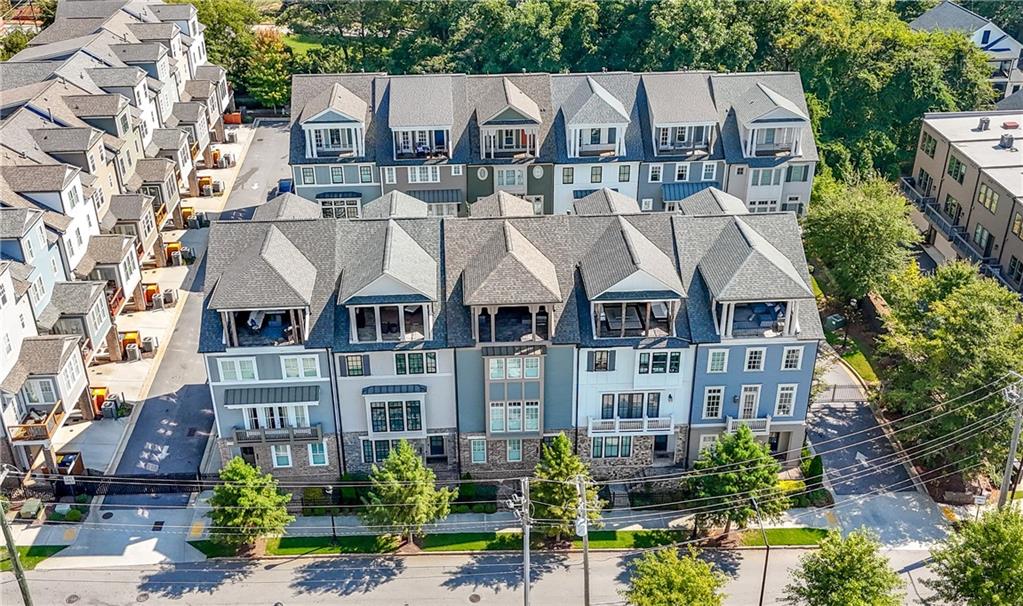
[217,118,292,220]
[808,354,915,495]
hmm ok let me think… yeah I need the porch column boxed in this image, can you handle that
[132,280,147,312]
[105,322,124,362]
[529,305,538,339]
[304,127,312,157]
[490,307,497,342]
[725,303,735,337]
[783,300,794,335]
[153,233,167,268]
[791,301,801,335]
[793,128,801,156]
[311,129,319,159]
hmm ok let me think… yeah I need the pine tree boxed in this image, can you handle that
[208,457,294,548]
[530,433,602,540]
[360,440,456,545]
[685,426,788,534]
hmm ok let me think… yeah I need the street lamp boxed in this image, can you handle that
[323,485,337,545]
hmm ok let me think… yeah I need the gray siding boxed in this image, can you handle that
[543,344,576,429]
[637,160,724,210]
[455,348,486,432]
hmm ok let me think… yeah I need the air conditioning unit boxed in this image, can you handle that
[125,343,141,361]
[141,336,159,353]
[170,250,182,266]
[226,130,237,143]
[163,289,178,306]
[212,180,224,194]
[201,184,213,197]
[151,294,165,310]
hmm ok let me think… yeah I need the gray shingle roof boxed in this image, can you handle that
[85,233,133,264]
[339,219,439,302]
[30,127,101,153]
[463,221,562,306]
[641,72,718,125]
[361,191,429,219]
[676,187,749,216]
[997,89,1023,111]
[478,77,543,124]
[470,191,535,217]
[110,42,167,64]
[300,81,369,123]
[0,335,80,394]
[734,82,809,125]
[55,0,127,20]
[580,215,684,298]
[148,3,196,21]
[125,21,179,41]
[63,93,126,117]
[0,164,78,192]
[133,157,174,182]
[183,79,214,101]
[108,193,151,221]
[550,72,644,163]
[910,1,989,33]
[559,75,630,125]
[171,101,204,123]
[209,225,317,310]
[84,66,147,89]
[467,74,553,163]
[387,75,454,128]
[150,128,187,150]
[252,193,322,221]
[46,280,106,317]
[572,188,640,215]
[0,207,43,238]
[194,65,226,82]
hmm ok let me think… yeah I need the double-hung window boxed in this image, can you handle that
[308,442,328,466]
[219,358,256,382]
[703,387,723,419]
[702,163,716,181]
[282,355,319,378]
[744,348,765,372]
[675,163,689,181]
[563,167,574,184]
[781,347,802,371]
[271,444,292,468]
[408,166,440,183]
[330,166,344,184]
[470,439,487,464]
[775,385,797,416]
[507,438,522,462]
[489,402,506,432]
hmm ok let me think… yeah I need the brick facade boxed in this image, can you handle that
[217,434,341,483]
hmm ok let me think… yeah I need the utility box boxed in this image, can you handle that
[824,313,846,331]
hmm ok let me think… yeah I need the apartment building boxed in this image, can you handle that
[910,1,1023,99]
[900,110,1022,291]
[200,187,822,480]
[289,70,817,217]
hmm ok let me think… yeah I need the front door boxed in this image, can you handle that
[653,435,668,453]
[740,386,759,419]
[240,446,256,466]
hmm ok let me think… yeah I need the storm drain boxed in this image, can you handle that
[469,595,481,603]
[187,427,198,437]
[66,595,80,604]
[102,512,113,520]
[152,521,164,532]
[137,593,150,602]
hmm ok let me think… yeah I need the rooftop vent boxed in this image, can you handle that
[979,117,990,130]
[999,134,1016,149]
[1004,121,1020,130]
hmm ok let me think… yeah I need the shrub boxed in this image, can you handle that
[482,503,498,514]
[806,455,825,491]
[64,509,83,523]
[48,510,65,522]
[799,447,814,476]
[452,504,470,514]
[459,483,477,500]
[75,494,90,504]
[471,504,487,514]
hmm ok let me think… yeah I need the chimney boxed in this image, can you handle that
[979,117,990,130]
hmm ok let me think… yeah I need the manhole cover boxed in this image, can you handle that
[66,595,80,604]
[136,593,150,602]
[469,595,481,603]
[102,512,113,520]
[187,427,197,437]
[152,521,164,531]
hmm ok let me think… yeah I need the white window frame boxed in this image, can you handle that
[640,198,653,211]
[675,163,689,181]
[271,444,292,468]
[648,164,662,183]
[781,346,803,371]
[451,165,464,176]
[330,166,344,184]
[707,349,728,373]
[698,433,718,452]
[702,163,717,181]
[744,347,766,372]
[217,357,258,382]
[470,438,487,464]
[301,167,315,185]
[739,385,761,418]
[383,166,396,184]
[281,355,320,379]
[506,438,522,462]
[407,165,441,184]
[703,386,724,419]
[775,384,797,417]
[308,441,329,466]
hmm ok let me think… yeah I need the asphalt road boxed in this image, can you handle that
[218,119,292,220]
[4,549,938,605]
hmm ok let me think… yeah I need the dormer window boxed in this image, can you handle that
[736,83,808,159]
[654,124,714,156]
[478,77,543,160]
[299,83,368,159]
[563,76,630,158]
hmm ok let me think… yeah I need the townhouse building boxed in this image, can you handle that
[900,110,1022,291]
[200,186,821,481]
[289,70,817,218]
[910,1,1023,99]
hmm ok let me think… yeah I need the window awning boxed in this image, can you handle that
[316,191,362,200]
[224,385,320,407]
[407,189,462,203]
[481,345,547,357]
[662,181,719,202]
[362,384,427,396]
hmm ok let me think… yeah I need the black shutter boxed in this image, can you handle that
[338,356,348,377]
[362,354,371,376]
[586,351,595,372]
[608,351,616,371]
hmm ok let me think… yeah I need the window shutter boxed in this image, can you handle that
[608,351,616,371]
[338,356,347,377]
[362,354,371,376]
[586,352,594,371]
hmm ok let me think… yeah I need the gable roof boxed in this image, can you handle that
[734,82,809,124]
[252,192,322,221]
[572,188,640,215]
[479,77,543,124]
[909,1,989,33]
[339,219,438,302]
[210,226,317,309]
[698,217,813,301]
[470,191,535,217]
[997,88,1023,111]
[641,72,718,124]
[387,75,454,128]
[463,221,561,305]
[30,126,101,153]
[560,75,631,125]
[108,193,152,221]
[300,81,368,123]
[0,335,81,394]
[0,207,43,238]
[675,187,749,216]
[580,215,684,297]
[361,190,429,218]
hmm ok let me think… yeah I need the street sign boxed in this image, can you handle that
[62,475,76,486]
[973,495,987,505]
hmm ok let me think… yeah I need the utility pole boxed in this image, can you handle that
[575,476,591,606]
[751,496,769,606]
[0,466,33,606]
[508,478,531,606]
[998,380,1023,510]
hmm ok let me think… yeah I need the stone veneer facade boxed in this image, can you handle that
[341,428,459,478]
[578,426,689,480]
[218,434,342,483]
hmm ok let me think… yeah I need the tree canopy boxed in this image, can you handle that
[879,262,1023,477]
[529,433,602,540]
[208,457,294,547]
[622,547,726,606]
[926,508,1023,606]
[244,30,293,109]
[783,529,904,606]
[685,426,788,534]
[802,175,921,300]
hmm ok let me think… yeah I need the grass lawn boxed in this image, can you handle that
[188,540,241,558]
[421,532,523,552]
[284,33,325,54]
[571,529,689,549]
[740,527,829,546]
[267,534,400,556]
[825,329,879,383]
[0,545,67,571]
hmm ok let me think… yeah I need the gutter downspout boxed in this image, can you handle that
[326,347,345,476]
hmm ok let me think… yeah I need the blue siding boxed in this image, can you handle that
[690,341,818,424]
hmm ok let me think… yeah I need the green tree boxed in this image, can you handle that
[171,0,261,90]
[802,176,921,300]
[530,433,602,540]
[449,0,568,74]
[360,440,456,545]
[643,0,755,72]
[926,508,1023,606]
[880,262,1023,476]
[244,30,293,109]
[783,529,903,606]
[279,0,411,72]
[622,547,726,606]
[208,457,294,547]
[686,426,788,534]
[0,29,32,61]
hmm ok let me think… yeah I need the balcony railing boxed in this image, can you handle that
[106,287,125,316]
[10,400,66,442]
[726,416,772,435]
[233,424,322,444]
[898,177,935,210]
[588,416,674,436]
[950,229,996,265]
[923,203,957,238]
